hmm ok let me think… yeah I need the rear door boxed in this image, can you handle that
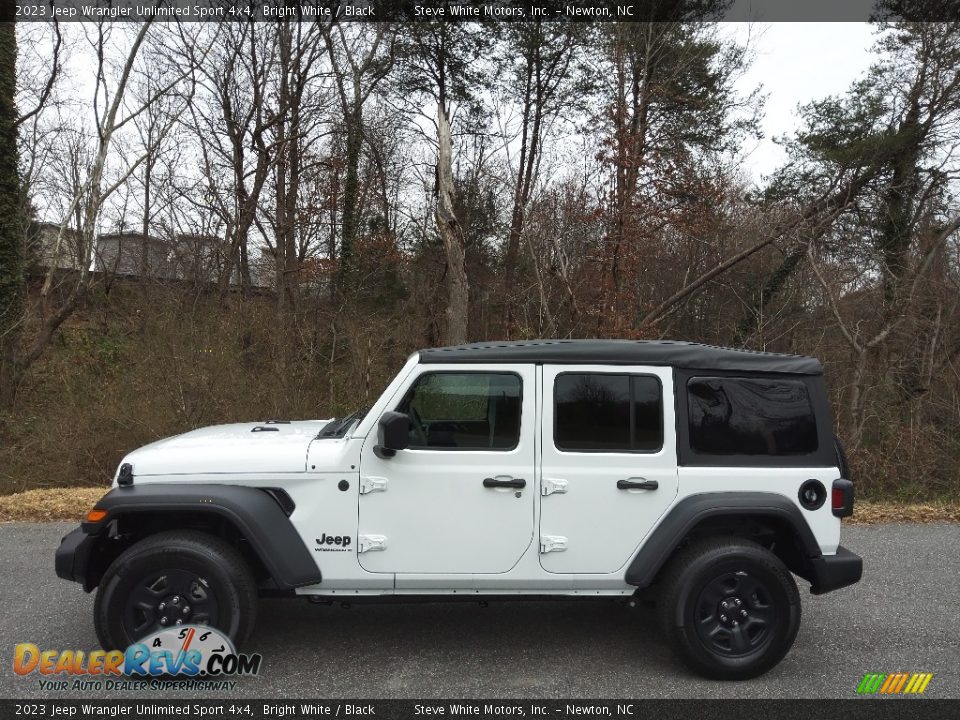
[357,365,536,575]
[539,365,678,574]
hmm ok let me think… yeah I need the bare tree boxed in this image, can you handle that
[4,22,199,397]
[267,19,331,317]
[434,102,469,344]
[496,23,588,335]
[810,214,960,449]
[394,21,492,345]
[597,19,758,330]
[323,23,394,288]
[188,22,280,298]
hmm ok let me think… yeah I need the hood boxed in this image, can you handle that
[122,420,332,477]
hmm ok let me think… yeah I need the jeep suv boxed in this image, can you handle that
[56,340,862,679]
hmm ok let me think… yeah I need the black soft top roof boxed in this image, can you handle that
[419,340,822,375]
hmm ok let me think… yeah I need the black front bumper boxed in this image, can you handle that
[55,527,96,591]
[808,545,863,595]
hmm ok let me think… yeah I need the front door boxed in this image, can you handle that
[358,365,536,574]
[539,365,679,574]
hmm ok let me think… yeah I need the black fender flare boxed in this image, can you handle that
[623,492,821,588]
[81,484,321,589]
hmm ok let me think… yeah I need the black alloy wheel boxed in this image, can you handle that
[693,570,775,657]
[123,568,220,639]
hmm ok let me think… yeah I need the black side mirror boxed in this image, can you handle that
[374,411,411,459]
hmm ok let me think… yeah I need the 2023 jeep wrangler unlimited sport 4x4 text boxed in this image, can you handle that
[56,340,862,680]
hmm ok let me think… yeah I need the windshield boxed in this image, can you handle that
[317,407,369,439]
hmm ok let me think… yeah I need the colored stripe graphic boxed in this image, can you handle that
[893,673,910,693]
[856,673,886,694]
[879,674,897,693]
[857,673,933,695]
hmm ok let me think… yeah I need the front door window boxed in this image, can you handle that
[397,372,522,450]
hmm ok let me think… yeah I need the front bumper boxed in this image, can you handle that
[809,545,863,594]
[55,527,96,591]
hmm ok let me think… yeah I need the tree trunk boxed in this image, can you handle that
[0,21,24,406]
[339,104,363,287]
[435,103,469,345]
[500,60,534,335]
[603,25,652,328]
[879,63,925,309]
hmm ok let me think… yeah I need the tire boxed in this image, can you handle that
[656,536,801,680]
[94,530,258,651]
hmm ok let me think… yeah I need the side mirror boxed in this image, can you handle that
[374,411,411,459]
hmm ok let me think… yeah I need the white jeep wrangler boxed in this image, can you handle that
[56,340,861,680]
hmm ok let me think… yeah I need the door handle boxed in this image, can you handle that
[617,478,658,491]
[483,477,526,489]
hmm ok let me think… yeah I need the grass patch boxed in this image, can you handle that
[0,487,108,522]
[1,487,959,525]
[848,500,960,525]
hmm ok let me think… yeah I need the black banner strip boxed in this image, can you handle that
[11,0,960,24]
[1,699,959,720]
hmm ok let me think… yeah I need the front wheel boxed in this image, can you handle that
[657,537,801,680]
[94,530,258,651]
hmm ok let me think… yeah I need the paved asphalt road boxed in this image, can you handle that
[0,522,957,700]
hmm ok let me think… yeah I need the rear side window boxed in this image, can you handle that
[554,374,663,452]
[687,377,817,456]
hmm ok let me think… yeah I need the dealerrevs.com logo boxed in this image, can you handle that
[14,625,261,691]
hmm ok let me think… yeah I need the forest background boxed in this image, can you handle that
[1,11,959,503]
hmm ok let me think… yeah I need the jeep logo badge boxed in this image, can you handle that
[315,534,352,552]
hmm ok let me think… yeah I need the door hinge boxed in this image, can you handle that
[358,534,387,553]
[540,535,568,553]
[541,477,568,496]
[359,476,388,495]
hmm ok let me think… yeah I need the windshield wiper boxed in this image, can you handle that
[317,407,369,438]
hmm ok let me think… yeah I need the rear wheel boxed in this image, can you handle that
[94,530,258,651]
[657,536,801,680]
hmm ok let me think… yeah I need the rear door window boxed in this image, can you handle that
[554,374,663,452]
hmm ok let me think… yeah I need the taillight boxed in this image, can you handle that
[832,479,854,518]
[832,488,844,509]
